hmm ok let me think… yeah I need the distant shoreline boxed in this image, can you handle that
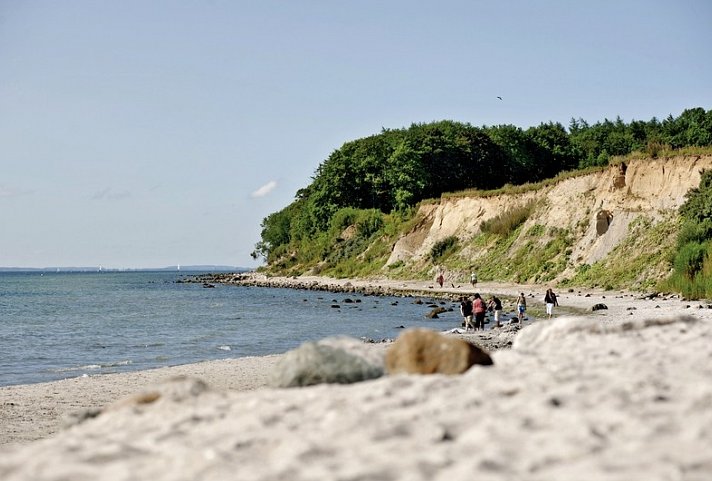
[0,266,250,273]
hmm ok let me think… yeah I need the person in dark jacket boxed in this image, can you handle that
[459,297,474,330]
[544,288,559,319]
[487,295,503,327]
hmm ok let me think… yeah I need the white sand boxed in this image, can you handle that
[1,279,712,480]
[0,355,282,445]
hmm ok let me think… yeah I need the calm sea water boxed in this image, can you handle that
[0,271,462,387]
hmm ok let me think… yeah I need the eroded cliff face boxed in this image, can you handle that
[388,156,712,284]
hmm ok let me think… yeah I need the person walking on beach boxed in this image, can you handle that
[516,292,526,323]
[470,271,477,287]
[459,296,474,331]
[472,293,487,331]
[436,273,444,288]
[488,295,503,328]
[544,288,559,319]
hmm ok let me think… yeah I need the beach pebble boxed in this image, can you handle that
[385,328,493,375]
[269,336,385,388]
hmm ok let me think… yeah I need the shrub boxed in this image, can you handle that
[430,236,459,262]
[355,209,384,238]
[480,201,536,236]
[674,242,707,279]
[329,208,360,234]
[677,219,712,246]
[664,170,712,298]
[645,140,668,158]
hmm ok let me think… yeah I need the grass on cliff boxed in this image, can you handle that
[420,219,574,286]
[441,166,606,200]
[480,201,536,236]
[561,215,678,291]
[662,254,712,299]
[267,207,423,279]
[475,224,573,284]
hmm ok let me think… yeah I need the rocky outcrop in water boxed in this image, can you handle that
[187,273,463,302]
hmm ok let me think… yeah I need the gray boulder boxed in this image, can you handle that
[270,336,385,388]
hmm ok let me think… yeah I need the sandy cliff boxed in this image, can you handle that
[388,155,712,286]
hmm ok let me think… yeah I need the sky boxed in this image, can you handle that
[1,0,711,269]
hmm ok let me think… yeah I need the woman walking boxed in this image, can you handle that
[544,288,559,319]
[487,295,503,328]
[516,292,526,323]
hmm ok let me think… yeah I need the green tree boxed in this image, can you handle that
[672,108,712,147]
[526,122,578,177]
[667,169,712,297]
[484,124,539,184]
[680,169,712,223]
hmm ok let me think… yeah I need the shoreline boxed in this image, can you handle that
[3,273,712,448]
[196,271,712,318]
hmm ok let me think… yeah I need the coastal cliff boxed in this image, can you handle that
[383,155,712,290]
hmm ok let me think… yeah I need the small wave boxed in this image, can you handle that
[217,345,231,351]
[51,360,132,373]
[103,360,132,368]
[53,364,102,373]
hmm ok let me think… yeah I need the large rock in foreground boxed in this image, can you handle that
[385,328,493,374]
[270,336,386,387]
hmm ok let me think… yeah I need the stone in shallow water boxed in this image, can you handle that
[385,328,493,375]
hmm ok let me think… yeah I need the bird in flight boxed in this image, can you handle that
[497,96,502,100]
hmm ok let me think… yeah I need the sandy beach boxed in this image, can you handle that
[1,276,693,446]
[2,276,712,480]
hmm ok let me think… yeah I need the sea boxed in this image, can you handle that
[0,271,464,387]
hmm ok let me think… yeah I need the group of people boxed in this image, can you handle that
[435,271,560,329]
[459,294,503,331]
[459,288,559,331]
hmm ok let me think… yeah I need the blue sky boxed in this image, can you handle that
[1,0,711,268]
